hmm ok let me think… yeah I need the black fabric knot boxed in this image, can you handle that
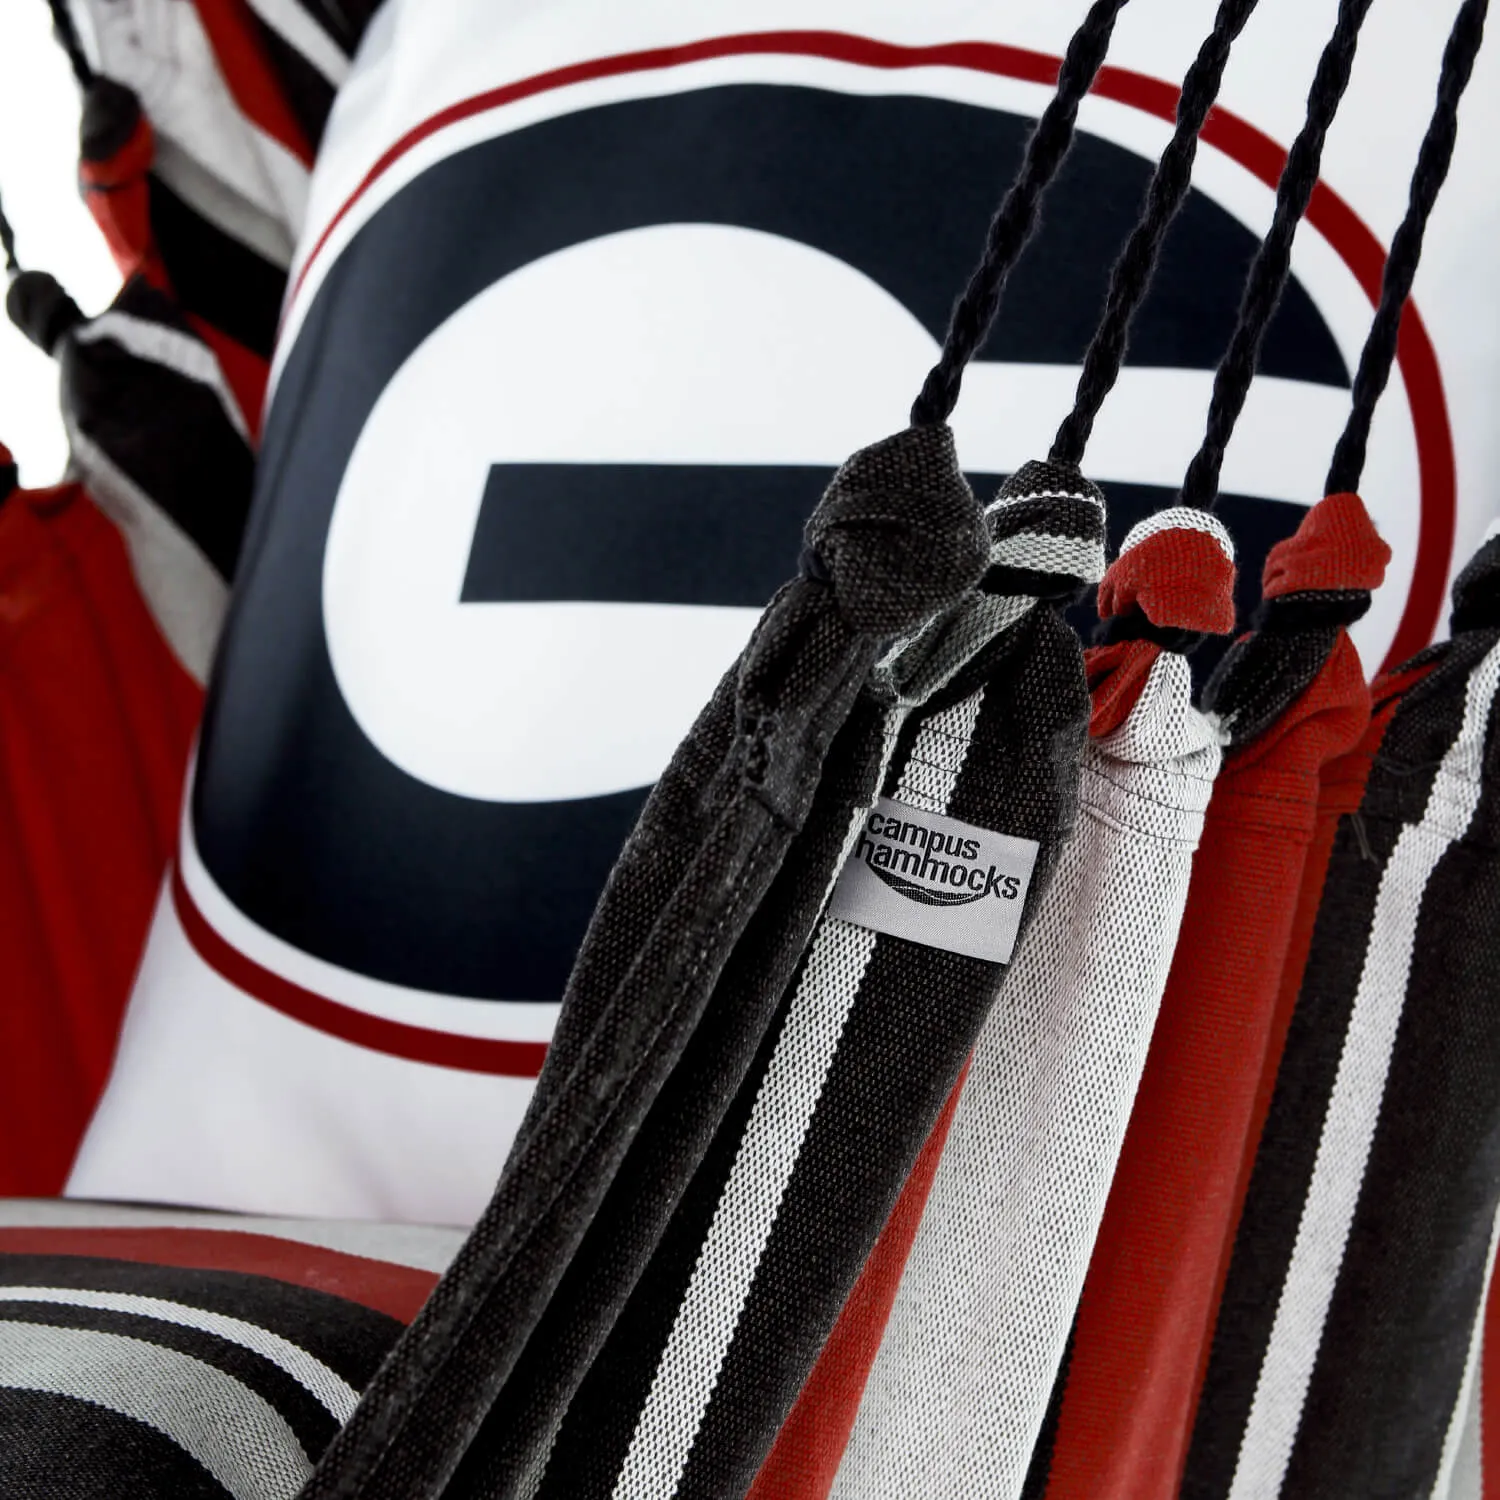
[1255,588,1372,634]
[1093,605,1206,654]
[982,459,1107,604]
[1450,535,1500,634]
[81,77,144,163]
[6,270,84,356]
[803,424,988,636]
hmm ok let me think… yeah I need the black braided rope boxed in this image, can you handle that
[910,0,1131,428]
[45,0,94,87]
[1050,0,1262,466]
[1325,0,1489,495]
[1180,0,1376,509]
[0,193,18,275]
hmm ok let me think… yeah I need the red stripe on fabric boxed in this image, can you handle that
[746,1060,971,1500]
[284,32,1452,667]
[0,1226,437,1323]
[192,0,313,166]
[188,314,267,439]
[1485,1252,1500,1499]
[170,865,549,1077]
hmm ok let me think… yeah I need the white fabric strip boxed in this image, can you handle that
[0,1319,311,1500]
[835,650,1221,1500]
[987,531,1108,580]
[244,0,352,84]
[1119,505,1236,561]
[1229,639,1500,1500]
[153,133,299,269]
[74,312,251,443]
[0,1286,358,1420]
[610,917,879,1500]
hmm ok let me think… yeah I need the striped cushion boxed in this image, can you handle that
[0,1201,457,1499]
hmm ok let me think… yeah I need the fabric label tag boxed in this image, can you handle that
[828,797,1039,964]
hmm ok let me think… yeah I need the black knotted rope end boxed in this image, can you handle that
[6,269,84,355]
[803,424,988,636]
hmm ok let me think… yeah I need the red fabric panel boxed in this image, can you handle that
[191,0,314,166]
[0,485,201,1196]
[79,109,166,288]
[0,1227,438,1323]
[745,1064,969,1500]
[190,313,267,439]
[1087,640,1162,738]
[1096,526,1236,634]
[1043,512,1387,1500]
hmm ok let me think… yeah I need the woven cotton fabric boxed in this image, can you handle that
[1183,536,1500,1500]
[827,634,1219,1500]
[468,463,1102,1500]
[1032,491,1390,1500]
[0,1240,418,1500]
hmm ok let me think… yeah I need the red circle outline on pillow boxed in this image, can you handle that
[290,30,1455,673]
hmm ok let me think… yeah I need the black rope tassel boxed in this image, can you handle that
[1325,0,1489,496]
[0,193,18,277]
[45,0,95,88]
[1050,0,1263,467]
[910,0,1132,428]
[1180,0,1377,510]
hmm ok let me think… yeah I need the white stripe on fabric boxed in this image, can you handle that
[1447,1325,1485,1500]
[1229,639,1500,1500]
[611,918,879,1500]
[0,1286,358,1421]
[987,532,1107,583]
[895,692,985,816]
[64,421,229,683]
[985,490,1105,516]
[74,312,251,443]
[0,1320,311,1499]
[1120,505,1236,561]
[1433,1205,1500,1500]
[244,0,351,84]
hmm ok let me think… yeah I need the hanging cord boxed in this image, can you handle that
[1179,0,1376,509]
[45,0,95,88]
[0,193,18,279]
[910,0,1132,428]
[1050,0,1262,467]
[1325,0,1489,495]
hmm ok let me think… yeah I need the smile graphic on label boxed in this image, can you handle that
[830,797,1039,964]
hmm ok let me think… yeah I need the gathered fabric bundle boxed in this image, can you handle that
[501,462,1103,1500]
[821,510,1228,1500]
[1182,532,1500,1499]
[1033,492,1390,1500]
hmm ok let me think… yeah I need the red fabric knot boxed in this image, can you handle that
[1096,506,1237,634]
[1261,491,1390,599]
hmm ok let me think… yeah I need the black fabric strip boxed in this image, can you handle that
[61,285,254,579]
[0,1299,338,1459]
[1201,627,1339,747]
[1180,632,1486,1497]
[1283,674,1500,1494]
[1094,604,1205,653]
[0,1253,402,1390]
[0,1388,229,1500]
[986,494,1105,545]
[250,13,339,151]
[146,173,284,359]
[1255,589,1371,633]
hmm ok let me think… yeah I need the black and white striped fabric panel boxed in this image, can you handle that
[524,486,1099,1498]
[1184,565,1500,1499]
[240,0,381,149]
[0,1249,405,1500]
[835,645,1222,1499]
[60,276,255,681]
